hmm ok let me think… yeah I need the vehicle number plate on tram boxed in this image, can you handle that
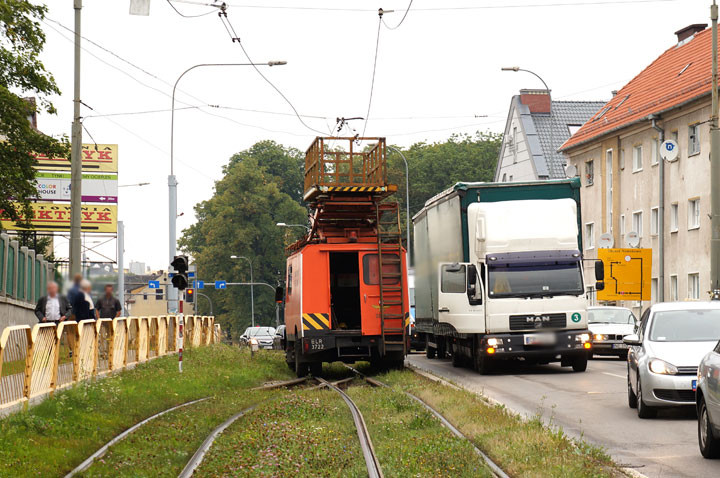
[524,333,556,346]
[309,338,326,350]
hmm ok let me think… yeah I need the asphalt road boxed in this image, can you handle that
[406,353,720,478]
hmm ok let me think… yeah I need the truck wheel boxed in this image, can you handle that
[426,345,436,359]
[294,341,309,377]
[571,355,588,372]
[451,345,463,368]
[473,352,493,375]
[699,397,720,458]
[437,340,447,360]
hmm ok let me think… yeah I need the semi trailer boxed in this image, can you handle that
[412,178,604,374]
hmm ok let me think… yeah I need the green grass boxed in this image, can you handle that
[380,370,622,478]
[0,346,291,477]
[347,384,493,477]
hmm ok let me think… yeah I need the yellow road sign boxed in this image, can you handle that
[32,144,118,172]
[597,248,652,302]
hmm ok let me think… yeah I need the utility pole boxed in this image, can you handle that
[69,0,83,277]
[117,220,125,315]
[711,0,720,299]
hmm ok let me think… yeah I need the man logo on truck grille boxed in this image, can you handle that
[302,313,330,331]
[526,316,551,328]
[571,313,581,323]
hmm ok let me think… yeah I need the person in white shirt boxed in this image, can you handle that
[34,281,70,323]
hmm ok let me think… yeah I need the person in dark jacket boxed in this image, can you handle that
[35,281,71,323]
[96,284,122,319]
[71,279,98,321]
[66,273,83,319]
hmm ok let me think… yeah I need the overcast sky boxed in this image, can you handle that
[37,0,706,272]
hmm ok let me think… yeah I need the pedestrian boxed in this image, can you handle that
[66,273,83,320]
[96,284,122,319]
[34,281,71,323]
[71,279,98,321]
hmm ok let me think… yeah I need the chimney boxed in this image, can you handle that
[675,23,707,43]
[519,89,551,114]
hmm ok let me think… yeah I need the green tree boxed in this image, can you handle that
[0,1,69,221]
[179,147,307,338]
[386,131,502,255]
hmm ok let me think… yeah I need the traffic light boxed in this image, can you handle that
[171,255,189,290]
[186,288,195,303]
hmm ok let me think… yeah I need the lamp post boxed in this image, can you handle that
[168,61,285,313]
[387,146,411,267]
[501,67,553,173]
[230,255,255,327]
[276,222,311,232]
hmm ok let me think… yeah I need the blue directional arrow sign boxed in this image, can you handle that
[188,272,196,278]
[215,280,227,289]
[148,280,160,289]
[194,280,204,290]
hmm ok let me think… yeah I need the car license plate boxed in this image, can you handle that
[693,379,697,391]
[524,333,556,346]
[612,343,628,349]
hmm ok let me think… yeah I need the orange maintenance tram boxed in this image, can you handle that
[281,137,409,376]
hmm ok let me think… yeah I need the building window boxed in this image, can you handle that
[509,175,513,182]
[650,207,659,236]
[670,275,678,301]
[689,124,700,155]
[585,160,594,186]
[670,203,679,232]
[688,198,700,230]
[620,214,626,236]
[502,173,507,182]
[651,278,658,303]
[585,223,595,250]
[620,149,625,170]
[143,293,148,300]
[633,145,643,172]
[632,211,643,237]
[688,273,700,300]
[651,139,659,165]
[155,289,163,300]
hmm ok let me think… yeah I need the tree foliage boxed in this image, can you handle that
[179,143,307,337]
[0,1,69,221]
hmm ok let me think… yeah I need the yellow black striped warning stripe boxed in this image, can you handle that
[404,311,410,328]
[303,313,331,331]
[324,186,387,193]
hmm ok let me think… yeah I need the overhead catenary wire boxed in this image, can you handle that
[165,0,219,17]
[361,15,383,138]
[381,0,414,30]
[218,7,328,135]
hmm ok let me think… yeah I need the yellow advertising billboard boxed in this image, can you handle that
[32,144,118,173]
[0,203,117,233]
[597,248,652,302]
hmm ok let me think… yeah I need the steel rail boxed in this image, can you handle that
[342,364,509,478]
[251,376,310,391]
[178,405,258,478]
[316,377,383,478]
[65,397,211,477]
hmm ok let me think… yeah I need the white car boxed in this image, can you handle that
[588,306,637,358]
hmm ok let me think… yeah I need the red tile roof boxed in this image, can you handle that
[561,28,714,151]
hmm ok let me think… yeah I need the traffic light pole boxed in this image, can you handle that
[178,289,184,373]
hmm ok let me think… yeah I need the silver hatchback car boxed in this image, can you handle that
[697,338,720,458]
[625,302,720,419]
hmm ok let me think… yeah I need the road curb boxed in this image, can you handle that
[405,360,650,478]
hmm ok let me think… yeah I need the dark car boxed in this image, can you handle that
[239,326,276,350]
[273,325,286,350]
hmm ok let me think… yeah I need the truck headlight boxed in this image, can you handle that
[576,333,590,343]
[487,338,504,346]
[648,358,678,375]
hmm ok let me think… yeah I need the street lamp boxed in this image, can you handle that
[387,146,411,267]
[230,255,255,327]
[276,222,311,232]
[167,61,286,313]
[501,67,553,174]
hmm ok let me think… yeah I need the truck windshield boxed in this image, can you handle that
[488,261,583,298]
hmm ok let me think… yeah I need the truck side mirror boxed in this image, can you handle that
[595,280,605,291]
[275,286,284,303]
[595,260,605,281]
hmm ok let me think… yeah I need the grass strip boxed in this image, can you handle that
[0,346,291,477]
[195,389,368,477]
[380,369,624,478]
[346,384,494,477]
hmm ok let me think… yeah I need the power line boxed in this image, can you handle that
[381,0,414,30]
[218,7,327,135]
[165,0,219,17]
[361,16,382,138]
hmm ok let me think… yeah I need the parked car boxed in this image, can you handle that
[239,326,276,350]
[697,338,720,458]
[588,306,636,358]
[625,302,720,419]
[273,325,286,350]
